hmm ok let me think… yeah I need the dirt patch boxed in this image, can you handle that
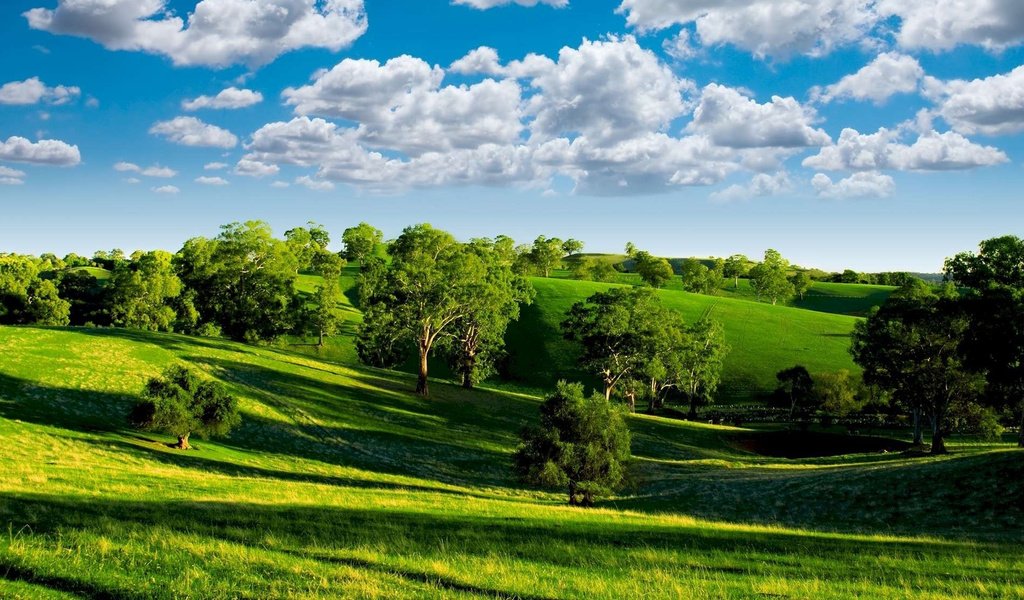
[731,430,912,458]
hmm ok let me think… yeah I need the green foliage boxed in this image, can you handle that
[633,250,675,288]
[723,254,749,289]
[790,271,813,300]
[306,253,345,347]
[814,370,867,418]
[107,250,182,332]
[0,256,70,326]
[679,258,712,294]
[341,222,383,263]
[529,235,564,277]
[775,365,816,420]
[284,222,331,272]
[128,365,240,449]
[175,221,300,342]
[57,269,106,325]
[562,238,585,257]
[514,381,631,506]
[749,249,795,305]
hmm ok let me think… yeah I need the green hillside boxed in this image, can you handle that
[0,326,1021,598]
[719,278,895,316]
[506,278,860,401]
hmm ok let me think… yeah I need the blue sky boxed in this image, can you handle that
[2,0,1023,272]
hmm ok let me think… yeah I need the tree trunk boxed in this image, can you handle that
[625,393,635,413]
[930,415,947,455]
[734,276,739,289]
[416,346,430,397]
[318,329,325,348]
[567,481,577,506]
[462,351,475,390]
[911,407,923,446]
[688,395,699,420]
[604,381,613,402]
[175,433,191,450]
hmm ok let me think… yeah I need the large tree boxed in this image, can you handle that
[749,249,795,305]
[284,222,331,272]
[175,221,300,343]
[342,222,383,264]
[723,254,749,289]
[306,253,345,348]
[562,239,585,258]
[561,287,665,402]
[775,365,815,420]
[530,235,564,277]
[514,381,631,507]
[679,317,729,419]
[790,271,813,300]
[107,250,182,332]
[945,235,1024,447]
[0,256,69,326]
[679,258,711,294]
[357,224,486,396]
[128,365,240,450]
[634,251,675,288]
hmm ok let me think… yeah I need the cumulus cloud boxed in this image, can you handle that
[803,127,1008,171]
[183,87,263,110]
[924,66,1024,136]
[284,56,525,155]
[688,84,831,148]
[711,171,792,202]
[114,162,178,177]
[813,52,923,105]
[879,0,1024,51]
[0,136,80,166]
[449,46,504,75]
[616,0,878,59]
[0,165,27,185]
[152,184,180,194]
[295,175,334,190]
[204,161,228,170]
[0,77,80,105]
[24,0,368,68]
[453,0,567,8]
[150,116,238,148]
[812,171,895,198]
[234,158,280,177]
[195,175,229,185]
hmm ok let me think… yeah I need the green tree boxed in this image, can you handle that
[634,251,674,288]
[307,253,345,347]
[530,235,564,277]
[562,239,584,257]
[0,255,39,323]
[128,365,240,450]
[24,279,70,326]
[749,249,795,305]
[285,222,331,272]
[357,224,485,396]
[514,381,631,507]
[561,287,664,402]
[776,366,815,420]
[723,254,749,289]
[679,317,729,419]
[107,250,182,332]
[814,370,867,418]
[342,222,383,263]
[175,221,300,343]
[679,258,710,293]
[57,269,105,326]
[790,271,813,300]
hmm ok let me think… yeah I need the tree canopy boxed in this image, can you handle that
[128,365,240,450]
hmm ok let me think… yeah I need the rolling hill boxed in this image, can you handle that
[0,325,1021,598]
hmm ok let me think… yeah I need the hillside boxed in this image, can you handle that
[505,278,860,401]
[0,325,1021,598]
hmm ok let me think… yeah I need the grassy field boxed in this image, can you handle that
[0,325,1021,598]
[505,278,861,401]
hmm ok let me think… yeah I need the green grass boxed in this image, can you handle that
[505,278,861,401]
[1,325,1021,598]
[719,278,895,316]
[65,266,112,281]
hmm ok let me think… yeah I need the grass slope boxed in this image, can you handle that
[1,326,1021,598]
[506,278,861,401]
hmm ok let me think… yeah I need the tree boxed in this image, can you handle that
[441,238,534,389]
[175,221,300,343]
[561,287,664,402]
[128,365,240,450]
[514,381,631,507]
[342,222,383,263]
[851,289,982,454]
[945,235,1024,447]
[357,224,485,396]
[679,258,710,294]
[285,222,331,272]
[815,370,867,418]
[107,250,182,332]
[570,256,596,281]
[634,251,674,288]
[306,253,345,347]
[0,256,69,326]
[790,271,813,301]
[57,269,105,326]
[530,235,564,277]
[562,239,584,257]
[776,366,815,420]
[679,317,729,419]
[723,254,749,289]
[24,279,70,326]
[706,258,725,295]
[749,249,795,305]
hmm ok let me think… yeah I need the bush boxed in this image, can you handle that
[129,365,240,449]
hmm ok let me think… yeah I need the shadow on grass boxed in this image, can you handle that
[0,563,135,600]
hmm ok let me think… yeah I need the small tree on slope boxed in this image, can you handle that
[129,365,240,450]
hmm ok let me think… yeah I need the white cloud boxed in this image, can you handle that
[0,165,27,185]
[688,84,831,148]
[711,171,791,201]
[235,158,280,177]
[813,52,923,105]
[284,56,525,155]
[663,29,699,61]
[0,136,80,166]
[924,66,1024,136]
[0,77,80,105]
[528,36,693,143]
[296,175,335,190]
[24,0,368,69]
[204,161,228,170]
[453,0,567,8]
[195,175,229,185]
[803,127,1008,171]
[880,0,1024,51]
[114,161,177,177]
[152,184,180,194]
[182,87,263,110]
[270,180,290,188]
[114,161,141,172]
[616,0,878,59]
[449,46,504,75]
[812,171,895,198]
[123,177,141,184]
[150,116,238,148]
